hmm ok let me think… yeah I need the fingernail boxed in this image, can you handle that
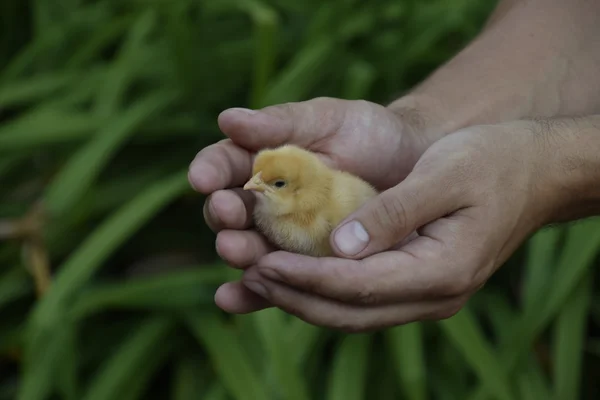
[244,281,268,298]
[229,107,257,115]
[334,220,369,256]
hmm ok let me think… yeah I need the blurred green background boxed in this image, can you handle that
[2,0,600,399]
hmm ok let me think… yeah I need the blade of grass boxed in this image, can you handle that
[56,323,78,400]
[118,341,173,400]
[552,270,593,400]
[44,90,178,217]
[70,266,228,318]
[253,309,311,400]
[477,290,552,400]
[516,357,552,400]
[260,38,336,106]
[325,334,370,400]
[287,318,324,367]
[0,72,80,107]
[203,384,228,400]
[81,316,174,400]
[342,60,376,100]
[263,310,312,399]
[93,9,156,117]
[469,218,600,399]
[172,356,208,400]
[25,169,190,350]
[65,15,134,70]
[185,311,270,400]
[1,5,106,80]
[0,107,103,150]
[523,226,563,311]
[440,307,515,400]
[385,322,427,400]
[0,266,33,309]
[16,319,77,400]
[240,0,279,108]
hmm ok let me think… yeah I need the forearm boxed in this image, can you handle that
[389,0,600,141]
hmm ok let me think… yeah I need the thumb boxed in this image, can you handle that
[330,172,462,259]
[217,97,349,151]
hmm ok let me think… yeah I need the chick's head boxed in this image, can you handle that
[243,145,333,216]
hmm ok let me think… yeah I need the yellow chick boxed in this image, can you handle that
[243,144,377,257]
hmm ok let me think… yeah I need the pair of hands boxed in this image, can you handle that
[188,97,555,332]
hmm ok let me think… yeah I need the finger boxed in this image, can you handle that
[218,98,350,151]
[216,230,274,269]
[189,139,253,194]
[242,267,465,332]
[256,214,481,306]
[203,188,256,232]
[256,250,453,305]
[330,169,466,259]
[214,281,273,314]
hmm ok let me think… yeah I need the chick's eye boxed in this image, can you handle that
[273,180,286,188]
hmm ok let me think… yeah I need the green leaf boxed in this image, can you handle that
[65,15,134,70]
[70,267,228,318]
[516,356,552,400]
[0,107,103,150]
[523,226,563,311]
[287,318,323,367]
[386,323,427,400]
[552,270,593,400]
[242,0,280,108]
[470,218,600,399]
[16,320,77,400]
[44,90,178,217]
[93,9,157,117]
[81,316,174,400]
[172,356,208,400]
[253,309,311,400]
[185,312,270,400]
[56,323,79,400]
[261,38,336,106]
[25,169,190,352]
[342,60,376,100]
[441,308,514,400]
[0,72,80,107]
[326,334,370,400]
[203,384,228,400]
[0,266,32,309]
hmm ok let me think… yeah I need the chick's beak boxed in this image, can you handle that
[243,172,265,192]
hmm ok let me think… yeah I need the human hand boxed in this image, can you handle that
[239,121,563,332]
[188,97,437,313]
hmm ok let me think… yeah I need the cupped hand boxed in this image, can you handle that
[188,97,434,313]
[240,121,558,332]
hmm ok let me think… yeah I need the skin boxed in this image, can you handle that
[188,0,600,331]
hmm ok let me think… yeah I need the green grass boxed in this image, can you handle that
[1,0,600,399]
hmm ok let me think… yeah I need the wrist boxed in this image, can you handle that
[530,116,600,225]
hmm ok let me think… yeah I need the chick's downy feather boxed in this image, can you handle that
[243,144,377,257]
